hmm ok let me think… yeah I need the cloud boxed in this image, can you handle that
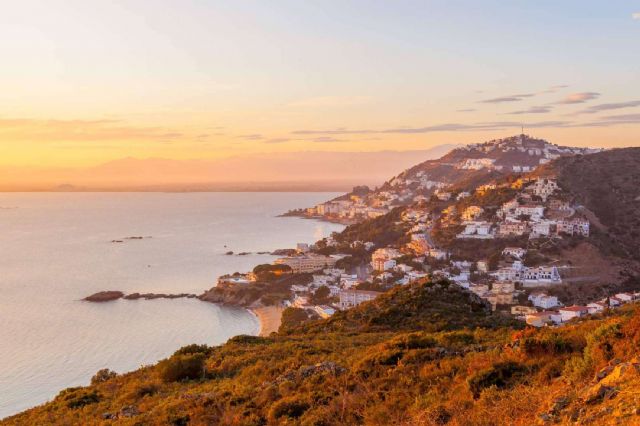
[293,121,570,136]
[507,106,553,115]
[456,108,476,112]
[0,117,186,142]
[580,113,640,127]
[310,136,347,143]
[292,128,375,135]
[603,113,640,121]
[480,93,537,104]
[236,134,264,140]
[575,100,640,114]
[557,92,600,104]
[263,138,290,144]
[633,12,640,19]
[543,85,569,93]
[287,96,372,108]
[480,96,525,104]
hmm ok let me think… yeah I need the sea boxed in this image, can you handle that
[0,192,343,418]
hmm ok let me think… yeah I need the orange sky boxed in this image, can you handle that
[0,1,638,180]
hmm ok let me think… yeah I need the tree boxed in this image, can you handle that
[157,353,206,383]
[253,263,293,281]
[279,307,311,331]
[311,285,331,304]
[90,369,117,385]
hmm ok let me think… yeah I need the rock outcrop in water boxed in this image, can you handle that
[123,293,197,300]
[83,291,124,302]
[84,291,196,302]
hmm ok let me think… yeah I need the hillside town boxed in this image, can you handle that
[287,135,601,224]
[215,136,633,329]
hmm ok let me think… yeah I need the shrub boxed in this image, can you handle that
[173,344,211,357]
[228,334,269,345]
[128,382,160,398]
[384,333,437,350]
[55,387,100,409]
[521,333,575,356]
[157,353,206,383]
[280,307,312,331]
[467,361,528,398]
[90,368,117,385]
[268,396,310,422]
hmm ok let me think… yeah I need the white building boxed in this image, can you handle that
[458,158,496,170]
[522,266,562,287]
[514,205,545,220]
[615,293,635,302]
[313,274,334,287]
[531,221,554,238]
[502,247,527,259]
[528,292,560,309]
[371,248,402,271]
[339,290,382,309]
[457,221,494,239]
[587,302,607,314]
[274,254,337,273]
[558,306,589,322]
[340,274,360,289]
[557,218,590,237]
[531,178,559,201]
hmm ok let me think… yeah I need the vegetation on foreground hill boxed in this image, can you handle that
[6,279,640,425]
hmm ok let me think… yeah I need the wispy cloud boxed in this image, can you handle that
[456,108,476,112]
[263,138,290,144]
[506,106,553,115]
[293,128,375,135]
[580,113,640,127]
[236,134,264,140]
[287,96,372,108]
[310,136,348,143]
[633,12,640,20]
[575,100,640,114]
[0,117,184,142]
[557,92,600,104]
[480,96,525,104]
[293,121,570,135]
[539,85,569,94]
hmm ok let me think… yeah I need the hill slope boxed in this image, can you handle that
[5,278,640,425]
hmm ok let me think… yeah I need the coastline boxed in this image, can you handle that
[250,305,284,336]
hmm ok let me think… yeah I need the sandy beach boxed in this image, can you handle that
[251,305,284,336]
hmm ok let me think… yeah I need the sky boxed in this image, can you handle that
[0,0,639,176]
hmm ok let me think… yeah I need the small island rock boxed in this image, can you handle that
[84,291,124,302]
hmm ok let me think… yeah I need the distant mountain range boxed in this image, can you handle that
[0,145,458,192]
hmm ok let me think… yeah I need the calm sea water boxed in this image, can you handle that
[0,192,343,418]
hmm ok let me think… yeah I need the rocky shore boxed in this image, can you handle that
[83,291,197,302]
[84,288,284,336]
